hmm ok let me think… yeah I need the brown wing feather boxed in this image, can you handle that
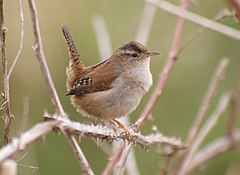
[66,59,122,96]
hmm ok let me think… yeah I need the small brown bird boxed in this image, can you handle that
[62,25,160,137]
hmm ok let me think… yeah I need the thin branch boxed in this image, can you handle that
[187,59,229,144]
[7,0,24,79]
[146,0,240,41]
[63,131,95,175]
[1,0,12,146]
[125,148,140,175]
[115,144,132,175]
[92,16,112,60]
[227,0,240,22]
[226,70,240,136]
[178,9,233,56]
[0,115,185,165]
[186,130,240,174]
[135,2,156,45]
[45,115,185,151]
[27,1,93,173]
[27,0,65,116]
[175,93,231,175]
[102,145,124,175]
[174,58,229,174]
[0,121,59,164]
[0,159,17,175]
[160,156,173,175]
[18,97,29,133]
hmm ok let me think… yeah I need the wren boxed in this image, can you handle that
[62,25,160,137]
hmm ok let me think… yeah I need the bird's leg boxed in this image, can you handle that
[111,118,130,140]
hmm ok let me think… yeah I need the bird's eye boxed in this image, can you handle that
[132,53,138,58]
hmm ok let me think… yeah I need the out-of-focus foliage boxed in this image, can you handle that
[1,0,240,174]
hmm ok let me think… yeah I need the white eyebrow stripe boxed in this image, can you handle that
[118,49,135,55]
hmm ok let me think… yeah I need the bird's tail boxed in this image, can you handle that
[62,25,85,88]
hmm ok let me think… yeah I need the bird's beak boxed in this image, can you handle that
[147,51,160,57]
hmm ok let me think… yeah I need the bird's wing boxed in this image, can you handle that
[66,60,122,96]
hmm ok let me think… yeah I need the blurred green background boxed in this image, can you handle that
[1,0,240,174]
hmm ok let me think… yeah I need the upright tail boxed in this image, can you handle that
[62,25,85,88]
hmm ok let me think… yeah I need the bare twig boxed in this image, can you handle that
[135,2,156,45]
[0,115,185,165]
[7,0,24,79]
[27,1,93,173]
[1,0,12,146]
[18,97,29,133]
[124,148,140,175]
[176,93,231,175]
[227,0,240,22]
[186,130,240,174]
[174,58,229,174]
[45,115,185,151]
[146,0,240,40]
[92,16,112,60]
[178,9,233,55]
[187,59,229,144]
[0,121,59,164]
[0,159,17,175]
[63,131,94,175]
[115,144,131,175]
[160,156,173,175]
[102,145,124,175]
[27,0,65,116]
[226,70,240,136]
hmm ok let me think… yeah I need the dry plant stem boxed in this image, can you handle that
[18,97,29,133]
[124,148,140,175]
[115,144,131,175]
[45,115,185,150]
[146,0,240,41]
[174,59,229,174]
[175,93,231,175]
[0,159,17,175]
[0,0,12,146]
[226,70,240,136]
[228,0,240,22]
[1,0,24,146]
[0,121,58,164]
[27,1,93,173]
[186,130,240,174]
[0,114,185,168]
[135,2,156,45]
[27,0,64,116]
[92,16,112,60]
[187,59,229,144]
[7,0,24,79]
[160,156,172,175]
[178,9,233,55]
[63,131,94,175]
[102,146,124,175]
